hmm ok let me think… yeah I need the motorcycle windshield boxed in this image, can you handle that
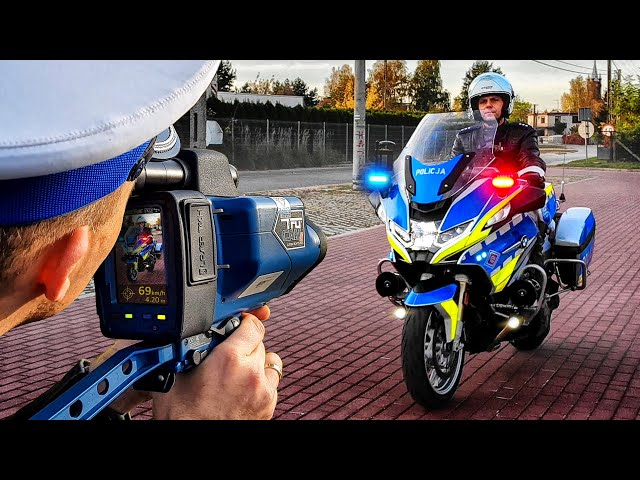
[396,111,499,204]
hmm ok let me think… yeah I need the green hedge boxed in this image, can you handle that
[207,97,425,126]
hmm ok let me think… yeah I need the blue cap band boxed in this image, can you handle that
[0,140,152,227]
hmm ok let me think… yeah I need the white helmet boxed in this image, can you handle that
[467,72,514,120]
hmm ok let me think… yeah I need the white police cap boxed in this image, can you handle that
[0,60,220,180]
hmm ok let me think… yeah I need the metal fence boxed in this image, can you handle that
[209,118,418,170]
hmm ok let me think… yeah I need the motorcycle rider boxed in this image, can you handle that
[451,72,547,189]
[451,72,549,265]
[123,215,152,247]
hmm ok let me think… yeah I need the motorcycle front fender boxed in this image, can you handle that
[404,283,459,343]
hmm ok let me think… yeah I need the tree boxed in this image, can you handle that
[552,119,567,135]
[367,60,410,111]
[560,76,605,120]
[510,96,532,124]
[560,76,588,112]
[610,75,640,128]
[455,61,503,112]
[243,75,274,94]
[410,60,450,112]
[216,60,236,92]
[321,64,355,109]
[271,79,294,95]
[291,77,320,107]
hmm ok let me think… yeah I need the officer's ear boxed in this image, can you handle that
[38,226,90,302]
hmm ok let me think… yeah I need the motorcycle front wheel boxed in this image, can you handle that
[127,263,138,282]
[401,306,465,409]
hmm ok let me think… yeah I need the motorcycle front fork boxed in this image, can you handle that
[452,274,470,352]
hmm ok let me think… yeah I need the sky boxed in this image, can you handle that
[227,60,640,112]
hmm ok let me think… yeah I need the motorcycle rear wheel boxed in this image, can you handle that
[401,306,465,409]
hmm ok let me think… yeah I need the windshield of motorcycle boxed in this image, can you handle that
[395,111,499,204]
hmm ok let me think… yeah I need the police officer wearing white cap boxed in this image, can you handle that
[0,60,283,420]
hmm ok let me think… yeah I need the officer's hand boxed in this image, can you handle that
[151,305,283,420]
[519,171,545,189]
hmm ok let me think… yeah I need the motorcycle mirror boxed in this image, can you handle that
[375,140,396,170]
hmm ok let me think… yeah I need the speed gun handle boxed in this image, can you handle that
[185,315,242,367]
[135,315,243,393]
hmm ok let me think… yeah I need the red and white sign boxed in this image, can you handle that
[602,124,615,137]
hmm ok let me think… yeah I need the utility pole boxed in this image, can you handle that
[607,60,612,123]
[533,104,537,129]
[353,60,366,190]
[383,60,387,110]
[608,59,614,162]
[189,73,216,149]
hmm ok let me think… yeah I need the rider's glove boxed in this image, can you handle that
[519,171,545,189]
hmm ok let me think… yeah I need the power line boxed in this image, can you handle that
[615,60,640,79]
[554,60,608,72]
[553,60,592,71]
[532,60,590,75]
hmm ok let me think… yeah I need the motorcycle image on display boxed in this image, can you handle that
[121,222,162,282]
[364,111,596,409]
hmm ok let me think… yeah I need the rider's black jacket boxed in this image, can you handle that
[451,121,546,177]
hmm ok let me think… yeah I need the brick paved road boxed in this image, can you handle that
[2,166,639,420]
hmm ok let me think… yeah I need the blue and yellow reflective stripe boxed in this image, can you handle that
[431,233,480,264]
[387,232,411,263]
[432,186,524,265]
[545,183,554,196]
[491,254,521,292]
[440,299,459,342]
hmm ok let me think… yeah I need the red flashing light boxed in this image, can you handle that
[492,176,514,189]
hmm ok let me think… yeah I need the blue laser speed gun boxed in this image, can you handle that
[31,147,327,420]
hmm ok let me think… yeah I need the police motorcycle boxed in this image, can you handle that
[121,216,163,282]
[365,111,596,409]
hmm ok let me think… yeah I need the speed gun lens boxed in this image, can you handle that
[492,176,514,189]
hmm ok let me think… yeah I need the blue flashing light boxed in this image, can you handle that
[482,252,487,258]
[369,174,389,184]
[363,165,393,192]
[475,254,482,261]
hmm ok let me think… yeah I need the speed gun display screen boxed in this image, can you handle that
[115,206,168,305]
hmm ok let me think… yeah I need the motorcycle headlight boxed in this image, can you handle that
[486,204,511,227]
[410,220,439,250]
[436,220,473,246]
[390,221,412,245]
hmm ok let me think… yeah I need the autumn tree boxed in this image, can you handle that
[234,75,319,107]
[410,60,450,112]
[321,64,355,109]
[239,74,274,94]
[367,60,410,111]
[216,60,236,92]
[560,76,605,120]
[454,61,503,112]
